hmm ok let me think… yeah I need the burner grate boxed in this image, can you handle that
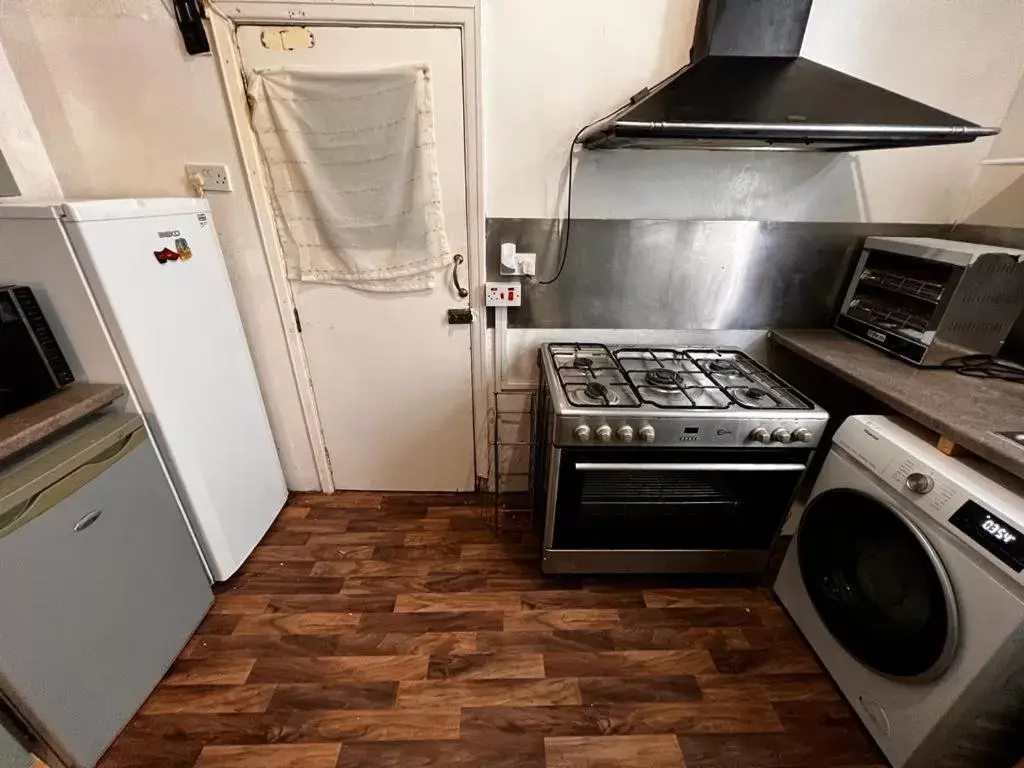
[546,345,815,411]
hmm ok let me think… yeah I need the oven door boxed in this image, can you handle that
[549,448,809,552]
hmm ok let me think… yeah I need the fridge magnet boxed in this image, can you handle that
[154,247,179,264]
[175,237,193,260]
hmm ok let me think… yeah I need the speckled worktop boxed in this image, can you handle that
[770,329,1024,481]
[0,382,125,462]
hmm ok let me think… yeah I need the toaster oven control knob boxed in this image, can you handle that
[750,427,771,444]
[596,425,613,443]
[617,426,634,443]
[639,425,656,443]
[906,472,934,495]
[791,427,813,443]
[771,428,792,444]
[574,425,592,442]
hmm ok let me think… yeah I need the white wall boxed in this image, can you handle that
[484,0,1024,223]
[963,72,1024,226]
[0,0,319,488]
[0,34,59,199]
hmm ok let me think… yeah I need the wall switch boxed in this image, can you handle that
[185,163,233,192]
[518,253,537,276]
[485,281,522,307]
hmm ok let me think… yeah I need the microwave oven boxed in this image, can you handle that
[836,237,1024,366]
[0,285,74,418]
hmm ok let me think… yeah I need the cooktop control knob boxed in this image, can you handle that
[750,427,771,444]
[596,425,613,443]
[906,472,934,495]
[791,427,813,443]
[639,425,656,443]
[574,425,591,442]
[771,428,792,444]
[617,425,635,443]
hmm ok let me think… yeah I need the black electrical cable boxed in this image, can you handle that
[932,354,1024,383]
[533,75,674,286]
[535,125,587,286]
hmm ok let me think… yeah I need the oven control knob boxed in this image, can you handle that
[792,427,813,443]
[639,425,656,443]
[617,425,635,443]
[574,425,592,442]
[771,428,792,444]
[750,427,771,444]
[596,425,613,443]
[906,472,934,495]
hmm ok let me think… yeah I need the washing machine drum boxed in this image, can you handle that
[798,488,959,679]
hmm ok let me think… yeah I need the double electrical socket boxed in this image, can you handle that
[185,163,233,193]
[485,281,522,307]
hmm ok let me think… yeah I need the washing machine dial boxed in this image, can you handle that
[905,472,934,494]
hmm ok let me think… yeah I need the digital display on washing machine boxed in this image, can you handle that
[950,501,1024,572]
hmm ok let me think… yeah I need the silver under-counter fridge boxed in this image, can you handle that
[0,413,212,767]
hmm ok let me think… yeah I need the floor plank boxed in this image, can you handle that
[266,682,396,711]
[247,655,429,683]
[543,650,717,677]
[288,709,461,742]
[98,491,885,768]
[233,612,361,636]
[427,652,545,680]
[337,738,546,768]
[397,678,583,708]
[504,610,621,631]
[545,734,685,768]
[194,744,340,768]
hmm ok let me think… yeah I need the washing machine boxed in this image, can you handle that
[775,415,1024,768]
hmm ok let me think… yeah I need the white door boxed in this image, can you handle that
[238,25,476,492]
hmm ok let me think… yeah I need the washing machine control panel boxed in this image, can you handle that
[835,416,1024,583]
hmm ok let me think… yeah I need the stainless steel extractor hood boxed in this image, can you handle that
[580,0,999,152]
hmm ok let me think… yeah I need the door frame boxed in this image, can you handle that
[207,0,490,492]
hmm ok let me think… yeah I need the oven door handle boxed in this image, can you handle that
[573,463,807,472]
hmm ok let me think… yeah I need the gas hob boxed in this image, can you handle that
[540,343,829,448]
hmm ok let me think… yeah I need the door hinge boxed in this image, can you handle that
[293,307,302,333]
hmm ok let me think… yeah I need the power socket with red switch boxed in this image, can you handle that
[485,281,522,307]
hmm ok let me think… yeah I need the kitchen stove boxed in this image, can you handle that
[543,343,828,449]
[532,343,829,575]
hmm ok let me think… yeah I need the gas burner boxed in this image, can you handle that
[573,356,594,370]
[645,369,682,390]
[567,380,628,407]
[708,359,737,373]
[731,386,782,408]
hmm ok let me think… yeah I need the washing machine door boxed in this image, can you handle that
[798,487,959,680]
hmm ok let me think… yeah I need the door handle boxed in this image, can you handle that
[452,253,469,298]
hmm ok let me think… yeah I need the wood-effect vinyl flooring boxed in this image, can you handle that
[98,492,886,768]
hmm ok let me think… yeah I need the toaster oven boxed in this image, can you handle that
[836,237,1024,366]
[0,285,74,418]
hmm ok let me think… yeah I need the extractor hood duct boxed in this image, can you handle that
[580,0,999,152]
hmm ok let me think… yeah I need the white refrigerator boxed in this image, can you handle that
[0,198,287,581]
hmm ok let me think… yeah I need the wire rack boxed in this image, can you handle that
[484,390,536,535]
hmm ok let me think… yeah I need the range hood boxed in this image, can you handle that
[580,0,999,152]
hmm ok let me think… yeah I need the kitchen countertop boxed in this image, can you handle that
[0,383,126,462]
[770,329,1024,481]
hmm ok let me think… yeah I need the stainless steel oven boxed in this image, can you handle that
[532,343,828,574]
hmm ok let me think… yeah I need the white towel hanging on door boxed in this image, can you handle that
[248,65,450,292]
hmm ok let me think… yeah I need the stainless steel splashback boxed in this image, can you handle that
[487,218,951,329]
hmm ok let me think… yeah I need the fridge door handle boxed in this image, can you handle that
[74,509,104,532]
